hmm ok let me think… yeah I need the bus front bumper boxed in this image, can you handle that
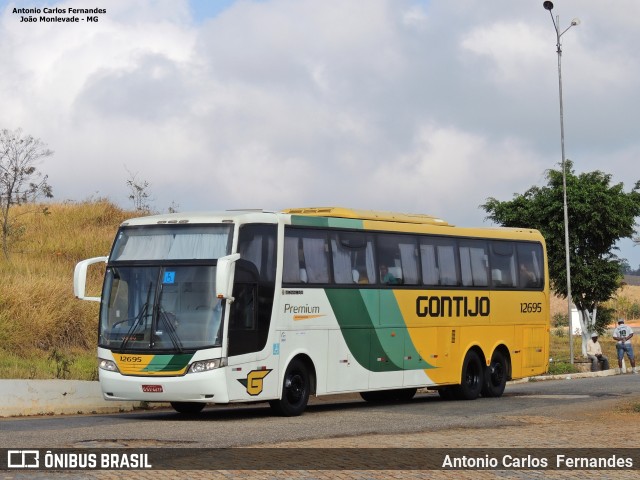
[99,368,229,404]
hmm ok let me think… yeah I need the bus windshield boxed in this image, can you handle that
[100,265,224,351]
[100,225,233,351]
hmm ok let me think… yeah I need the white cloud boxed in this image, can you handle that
[461,22,548,83]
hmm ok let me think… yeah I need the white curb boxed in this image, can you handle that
[0,380,141,417]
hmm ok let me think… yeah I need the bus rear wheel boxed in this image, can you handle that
[170,402,206,414]
[453,350,483,400]
[437,386,456,401]
[269,359,310,417]
[482,351,508,398]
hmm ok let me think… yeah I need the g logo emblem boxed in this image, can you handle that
[238,369,272,396]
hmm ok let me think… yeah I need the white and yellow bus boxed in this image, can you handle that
[74,207,549,416]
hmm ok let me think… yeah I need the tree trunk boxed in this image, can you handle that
[577,307,598,357]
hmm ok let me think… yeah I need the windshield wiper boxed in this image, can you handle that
[153,285,184,352]
[120,282,153,350]
[158,308,184,352]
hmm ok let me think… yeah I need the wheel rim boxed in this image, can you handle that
[490,361,505,387]
[285,371,305,405]
[464,360,481,389]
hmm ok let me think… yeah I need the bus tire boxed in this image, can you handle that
[360,391,387,402]
[481,351,508,398]
[170,402,206,414]
[438,387,456,400]
[269,359,310,416]
[453,350,483,400]
[361,388,417,403]
[393,388,417,402]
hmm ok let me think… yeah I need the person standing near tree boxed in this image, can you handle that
[612,318,637,374]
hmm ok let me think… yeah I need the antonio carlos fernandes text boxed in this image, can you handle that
[442,454,633,469]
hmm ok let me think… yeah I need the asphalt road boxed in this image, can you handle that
[2,374,639,449]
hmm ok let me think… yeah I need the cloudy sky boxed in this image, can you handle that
[1,0,639,267]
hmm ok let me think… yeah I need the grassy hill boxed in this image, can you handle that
[0,200,136,379]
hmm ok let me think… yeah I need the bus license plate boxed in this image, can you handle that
[141,385,163,393]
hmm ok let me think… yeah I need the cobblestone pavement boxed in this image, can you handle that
[3,392,640,479]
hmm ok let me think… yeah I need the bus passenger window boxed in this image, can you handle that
[283,228,330,284]
[283,236,303,283]
[330,233,375,285]
[489,241,516,288]
[459,240,488,287]
[377,234,419,285]
[302,236,329,283]
[437,244,458,285]
[517,242,544,289]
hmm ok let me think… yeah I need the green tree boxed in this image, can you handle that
[0,128,54,260]
[482,161,640,354]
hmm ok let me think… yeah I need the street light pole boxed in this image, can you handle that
[543,1,579,364]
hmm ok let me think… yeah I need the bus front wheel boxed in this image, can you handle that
[170,402,206,414]
[454,350,483,400]
[270,359,310,416]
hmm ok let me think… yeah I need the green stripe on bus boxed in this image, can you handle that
[325,289,402,372]
[378,290,435,370]
[142,354,193,372]
[290,215,329,227]
[327,218,363,229]
[325,289,435,372]
[291,215,363,229]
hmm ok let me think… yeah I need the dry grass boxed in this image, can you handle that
[0,200,136,378]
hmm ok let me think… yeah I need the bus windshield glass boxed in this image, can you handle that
[100,225,232,351]
[100,265,224,351]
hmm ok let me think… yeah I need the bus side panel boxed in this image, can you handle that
[326,329,370,393]
[521,325,548,375]
[491,289,549,379]
[226,350,282,402]
[368,327,405,389]
[275,329,328,396]
[276,287,349,396]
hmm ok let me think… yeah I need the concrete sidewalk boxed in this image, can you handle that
[0,368,622,418]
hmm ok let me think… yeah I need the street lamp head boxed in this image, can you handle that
[571,18,581,26]
[543,1,554,11]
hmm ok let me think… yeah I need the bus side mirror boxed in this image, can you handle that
[216,253,240,302]
[74,256,108,302]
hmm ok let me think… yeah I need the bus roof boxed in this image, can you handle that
[117,208,541,242]
[119,210,279,226]
[282,207,451,226]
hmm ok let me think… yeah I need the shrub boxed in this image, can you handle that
[547,361,579,375]
[552,312,568,328]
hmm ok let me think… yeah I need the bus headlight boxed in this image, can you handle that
[188,358,227,373]
[99,358,119,372]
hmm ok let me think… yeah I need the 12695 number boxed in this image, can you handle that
[119,355,143,363]
[520,302,542,313]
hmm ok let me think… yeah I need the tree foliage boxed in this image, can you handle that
[482,161,640,316]
[0,128,54,259]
